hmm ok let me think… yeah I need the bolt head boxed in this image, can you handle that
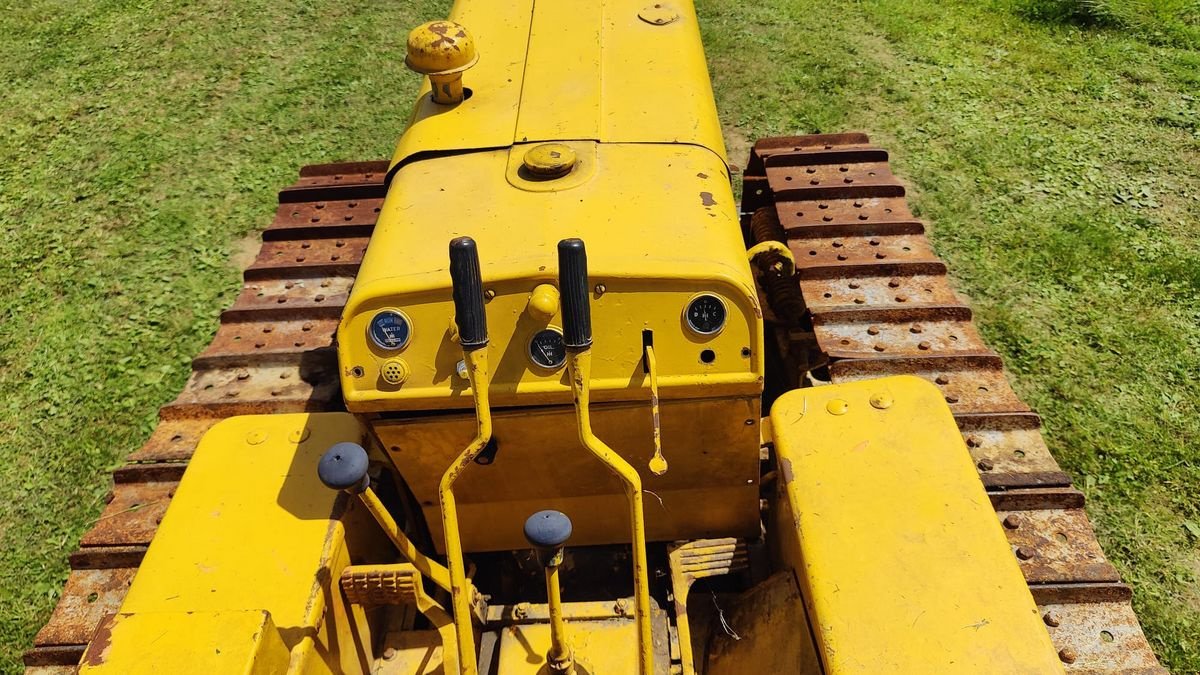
[1003,514,1021,530]
[1043,610,1061,627]
[1015,546,1036,561]
[1058,647,1077,664]
[977,458,994,471]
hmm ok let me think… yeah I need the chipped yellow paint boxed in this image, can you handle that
[79,610,290,674]
[90,413,375,674]
[770,376,1064,673]
[390,0,725,168]
[340,143,759,412]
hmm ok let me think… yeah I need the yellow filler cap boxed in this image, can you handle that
[522,143,577,179]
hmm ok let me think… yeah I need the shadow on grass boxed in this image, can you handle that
[1010,0,1200,48]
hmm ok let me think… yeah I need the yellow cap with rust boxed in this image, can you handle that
[406,21,478,104]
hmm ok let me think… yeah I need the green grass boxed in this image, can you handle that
[0,0,1196,672]
[700,0,1199,667]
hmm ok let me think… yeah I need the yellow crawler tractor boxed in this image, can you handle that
[26,1,1165,673]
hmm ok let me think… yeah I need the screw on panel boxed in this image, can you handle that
[246,429,268,445]
[869,393,892,410]
[826,399,849,415]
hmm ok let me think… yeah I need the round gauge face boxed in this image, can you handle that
[367,310,412,351]
[685,294,727,336]
[528,328,567,370]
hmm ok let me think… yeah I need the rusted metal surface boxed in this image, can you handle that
[80,482,176,548]
[33,569,135,646]
[125,418,219,463]
[746,133,1163,671]
[1038,601,1165,673]
[996,508,1121,585]
[24,162,385,671]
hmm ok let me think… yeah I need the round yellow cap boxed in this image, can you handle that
[522,143,577,179]
[405,21,479,75]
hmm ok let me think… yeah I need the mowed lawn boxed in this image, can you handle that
[0,0,1196,672]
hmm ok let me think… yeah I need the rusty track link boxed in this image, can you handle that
[744,133,1164,673]
[22,161,390,673]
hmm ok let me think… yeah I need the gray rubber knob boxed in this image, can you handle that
[318,442,370,493]
[524,510,573,550]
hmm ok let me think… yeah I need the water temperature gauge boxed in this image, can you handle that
[368,310,412,351]
[528,328,566,370]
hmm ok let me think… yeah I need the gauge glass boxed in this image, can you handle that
[368,310,412,350]
[528,328,566,370]
[685,294,727,336]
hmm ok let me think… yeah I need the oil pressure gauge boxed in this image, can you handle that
[685,294,727,336]
[368,310,412,351]
[528,328,566,370]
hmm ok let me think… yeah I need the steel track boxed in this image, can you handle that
[744,133,1163,673]
[22,161,387,673]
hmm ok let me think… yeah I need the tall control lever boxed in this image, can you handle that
[558,239,655,674]
[439,235,494,675]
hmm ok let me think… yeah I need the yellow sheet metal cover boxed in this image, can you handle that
[78,610,289,674]
[770,376,1063,673]
[108,414,366,660]
[390,0,726,168]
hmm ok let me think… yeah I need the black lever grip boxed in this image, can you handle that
[557,238,592,350]
[449,237,488,351]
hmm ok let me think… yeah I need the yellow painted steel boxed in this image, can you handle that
[79,610,290,674]
[87,413,375,674]
[543,563,575,674]
[497,619,643,674]
[342,563,459,675]
[340,143,759,412]
[377,395,760,553]
[644,344,667,475]
[566,349,654,674]
[769,376,1064,673]
[438,346,493,675]
[390,0,726,168]
[354,484,452,592]
[405,21,478,105]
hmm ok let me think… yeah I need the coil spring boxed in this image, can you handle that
[760,254,805,324]
[750,207,787,244]
[749,208,805,324]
